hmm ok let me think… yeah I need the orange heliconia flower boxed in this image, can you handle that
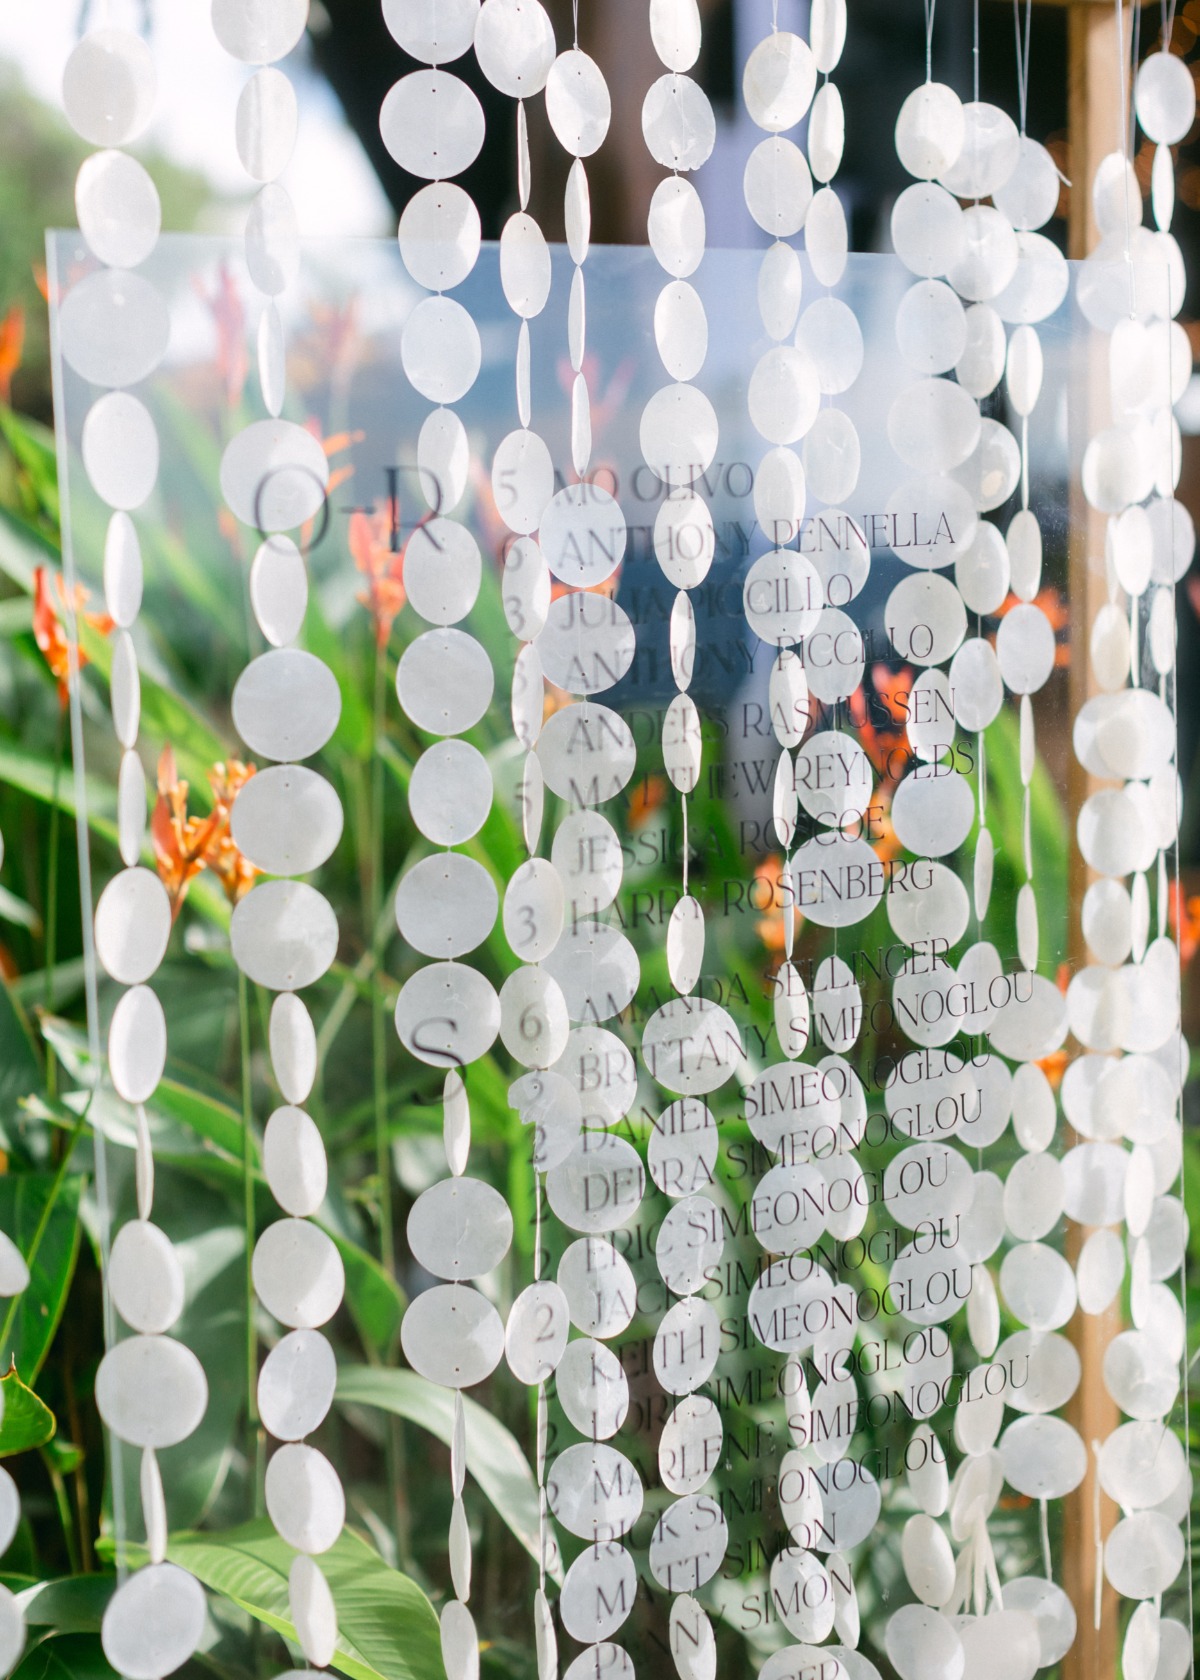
[194,263,248,411]
[350,502,407,650]
[152,746,259,918]
[870,788,903,867]
[32,567,114,706]
[153,747,222,917]
[1037,1048,1070,1090]
[755,852,803,955]
[849,663,914,785]
[300,423,364,553]
[204,758,259,906]
[628,774,668,828]
[995,587,1070,667]
[1168,880,1200,965]
[0,306,25,406]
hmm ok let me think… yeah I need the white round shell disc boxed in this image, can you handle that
[540,483,627,587]
[398,182,481,291]
[379,71,485,179]
[394,962,500,1068]
[220,418,329,532]
[400,1283,504,1388]
[230,766,343,876]
[546,1132,646,1234]
[101,1565,206,1680]
[108,985,167,1107]
[253,1219,345,1329]
[408,1177,513,1280]
[547,1442,644,1540]
[397,628,494,736]
[96,1336,208,1449]
[63,28,155,147]
[258,1328,337,1441]
[642,73,716,172]
[537,703,636,805]
[231,881,339,992]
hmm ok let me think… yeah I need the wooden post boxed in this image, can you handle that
[1059,4,1130,1677]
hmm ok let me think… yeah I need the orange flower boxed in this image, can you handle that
[290,298,362,396]
[994,588,1070,667]
[1037,1048,1070,1090]
[556,351,637,456]
[754,853,802,954]
[849,663,913,785]
[550,568,623,606]
[153,747,221,917]
[350,501,407,649]
[152,746,259,917]
[628,774,668,827]
[870,788,903,867]
[194,263,248,411]
[32,567,114,706]
[205,758,259,905]
[1167,881,1200,964]
[302,423,364,553]
[0,306,24,406]
[542,681,575,723]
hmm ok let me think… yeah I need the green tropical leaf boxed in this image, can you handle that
[0,1173,82,1381]
[324,1234,404,1359]
[0,1369,54,1457]
[335,1365,549,1576]
[0,744,117,847]
[0,977,42,1147]
[166,1520,443,1680]
[16,1576,113,1634]
[10,1633,119,1680]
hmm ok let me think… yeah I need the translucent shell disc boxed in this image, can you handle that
[546,50,612,157]
[231,881,339,992]
[382,0,480,63]
[742,32,816,133]
[642,74,716,173]
[398,183,481,291]
[258,1329,337,1441]
[63,28,156,147]
[400,1283,505,1388]
[394,963,500,1069]
[253,1219,345,1330]
[101,1565,206,1680]
[379,72,486,180]
[475,0,556,98]
[230,766,344,876]
[244,184,299,304]
[96,1336,208,1449]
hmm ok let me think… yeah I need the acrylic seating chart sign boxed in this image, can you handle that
[48,218,1193,1680]
[35,4,1194,1680]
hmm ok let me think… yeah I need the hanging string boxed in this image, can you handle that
[1116,0,1140,316]
[925,0,938,80]
[1013,0,1033,133]
[973,0,981,102]
[1131,0,1144,138]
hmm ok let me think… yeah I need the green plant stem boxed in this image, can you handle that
[367,643,411,1568]
[369,644,393,1281]
[238,969,263,1520]
[39,1448,81,1576]
[43,707,64,1104]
